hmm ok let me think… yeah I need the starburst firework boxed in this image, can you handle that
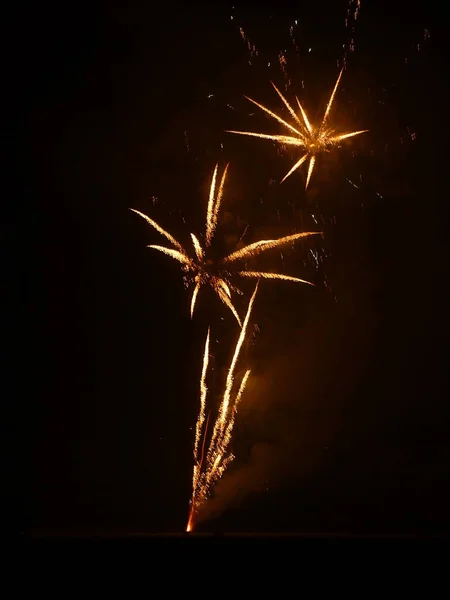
[131,164,320,325]
[187,283,259,532]
[227,68,368,189]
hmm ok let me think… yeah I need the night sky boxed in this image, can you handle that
[15,1,449,537]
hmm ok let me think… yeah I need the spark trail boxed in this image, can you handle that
[131,164,320,325]
[227,69,367,189]
[186,283,259,532]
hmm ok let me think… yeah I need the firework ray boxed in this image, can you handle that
[192,329,210,495]
[228,69,368,188]
[331,130,368,142]
[211,162,229,241]
[296,97,313,133]
[222,231,319,263]
[216,283,242,327]
[131,165,320,324]
[280,154,308,183]
[190,233,203,260]
[209,283,258,452]
[129,209,184,252]
[237,271,314,285]
[206,164,219,247]
[147,245,192,265]
[190,279,201,318]
[227,130,304,146]
[271,82,304,130]
[305,155,316,190]
[187,283,259,531]
[243,95,303,137]
[322,68,343,126]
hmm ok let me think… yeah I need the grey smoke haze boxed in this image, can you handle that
[196,273,378,525]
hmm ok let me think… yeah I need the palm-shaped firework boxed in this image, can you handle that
[131,163,320,325]
[227,69,368,189]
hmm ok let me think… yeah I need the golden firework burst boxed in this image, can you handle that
[227,68,368,189]
[131,164,320,325]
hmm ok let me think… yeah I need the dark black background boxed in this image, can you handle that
[12,0,449,538]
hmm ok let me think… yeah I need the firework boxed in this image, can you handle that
[227,69,368,189]
[131,164,320,325]
[186,283,259,532]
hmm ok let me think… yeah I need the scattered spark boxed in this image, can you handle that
[187,284,258,531]
[238,26,259,58]
[346,178,360,189]
[227,69,367,189]
[130,164,321,325]
[309,249,319,269]
[278,52,288,80]
[343,1,362,58]
[238,224,249,244]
